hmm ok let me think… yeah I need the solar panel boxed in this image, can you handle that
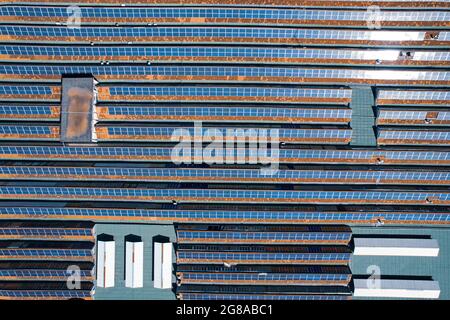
[0,248,93,260]
[176,251,351,264]
[176,230,352,244]
[2,6,448,25]
[0,85,59,101]
[0,187,448,205]
[0,105,57,120]
[1,146,450,165]
[0,290,92,299]
[378,110,450,125]
[0,207,448,224]
[0,269,93,280]
[99,106,351,124]
[99,86,352,104]
[377,90,450,105]
[0,125,58,140]
[378,129,450,145]
[180,293,350,300]
[1,166,449,186]
[2,65,448,85]
[0,0,447,7]
[178,272,350,285]
[1,26,438,46]
[2,46,448,65]
[98,126,352,144]
[0,227,93,240]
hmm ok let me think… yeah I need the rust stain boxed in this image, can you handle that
[98,93,350,104]
[98,108,350,124]
[378,138,450,145]
[4,15,450,28]
[377,98,450,105]
[1,35,448,47]
[1,73,448,86]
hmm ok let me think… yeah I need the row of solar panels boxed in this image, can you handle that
[0,0,447,9]
[1,46,449,67]
[2,146,450,165]
[177,270,352,287]
[3,124,450,146]
[176,224,352,244]
[0,243,94,261]
[1,85,449,106]
[0,125,353,144]
[0,105,352,124]
[179,273,351,285]
[0,281,94,300]
[377,110,450,126]
[0,26,448,47]
[0,187,448,205]
[0,106,440,129]
[0,222,94,241]
[176,284,352,295]
[3,65,449,86]
[1,207,449,225]
[0,261,94,281]
[3,166,450,186]
[2,6,450,27]
[178,293,349,300]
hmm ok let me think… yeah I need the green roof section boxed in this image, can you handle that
[350,226,450,300]
[350,86,377,147]
[93,223,176,300]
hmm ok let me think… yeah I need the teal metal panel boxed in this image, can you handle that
[350,86,377,146]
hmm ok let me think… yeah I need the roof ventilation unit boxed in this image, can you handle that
[353,279,440,299]
[353,238,439,257]
[97,236,115,288]
[125,236,144,288]
[154,241,172,289]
